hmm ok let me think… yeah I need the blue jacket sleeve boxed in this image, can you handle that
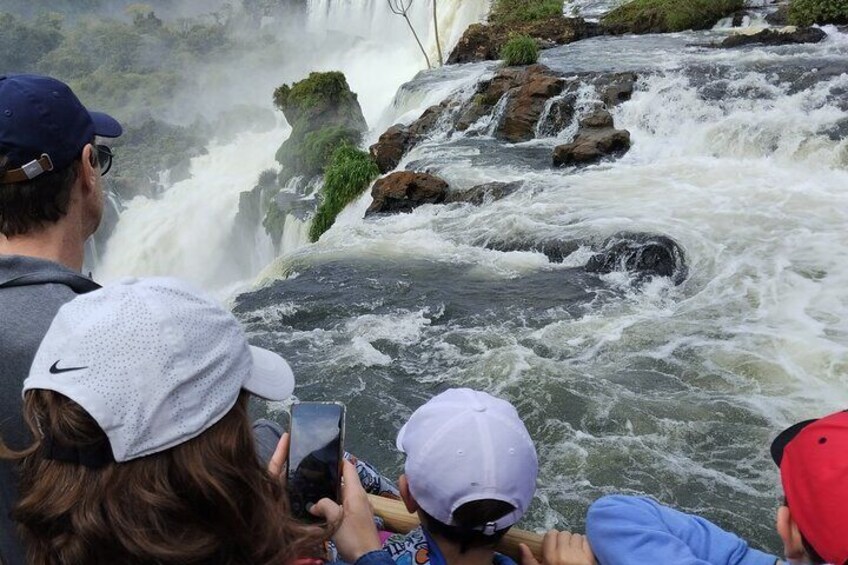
[354,549,396,565]
[586,495,779,565]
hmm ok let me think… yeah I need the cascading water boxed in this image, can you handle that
[232,19,848,554]
[96,0,489,290]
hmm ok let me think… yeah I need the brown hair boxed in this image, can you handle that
[0,390,328,565]
[420,499,516,553]
[0,156,80,237]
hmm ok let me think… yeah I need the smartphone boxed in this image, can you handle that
[286,401,346,520]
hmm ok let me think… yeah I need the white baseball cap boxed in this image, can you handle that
[24,277,295,463]
[396,388,538,532]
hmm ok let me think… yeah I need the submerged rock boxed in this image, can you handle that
[445,181,523,205]
[585,232,688,285]
[553,109,631,167]
[720,26,827,48]
[366,171,449,216]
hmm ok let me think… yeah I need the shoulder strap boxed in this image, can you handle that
[0,272,100,293]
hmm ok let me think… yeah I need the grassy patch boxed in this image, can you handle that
[602,0,744,33]
[275,125,361,179]
[490,0,564,26]
[309,144,379,242]
[788,0,848,25]
[500,34,540,66]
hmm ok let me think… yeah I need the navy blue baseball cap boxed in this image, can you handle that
[0,74,122,183]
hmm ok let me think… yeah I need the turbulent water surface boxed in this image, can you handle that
[100,1,848,554]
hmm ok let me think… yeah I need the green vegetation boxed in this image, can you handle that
[602,0,744,33]
[489,0,564,26]
[788,0,848,25]
[309,144,379,242]
[275,125,362,179]
[500,34,539,66]
[273,72,368,183]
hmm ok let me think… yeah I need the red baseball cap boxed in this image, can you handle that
[771,410,848,565]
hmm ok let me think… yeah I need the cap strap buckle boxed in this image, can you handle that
[0,153,54,184]
[480,521,497,536]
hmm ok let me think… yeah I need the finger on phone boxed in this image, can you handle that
[268,432,290,478]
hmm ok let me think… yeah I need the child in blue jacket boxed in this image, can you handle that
[586,410,848,565]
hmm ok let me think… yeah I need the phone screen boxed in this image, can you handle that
[287,402,345,519]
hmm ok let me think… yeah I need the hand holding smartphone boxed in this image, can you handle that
[286,401,346,520]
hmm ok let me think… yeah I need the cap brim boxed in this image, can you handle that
[244,345,295,401]
[771,418,817,467]
[90,111,123,138]
[396,421,409,452]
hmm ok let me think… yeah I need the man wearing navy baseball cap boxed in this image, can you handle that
[0,73,122,565]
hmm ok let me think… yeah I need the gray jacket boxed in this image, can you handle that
[0,255,99,565]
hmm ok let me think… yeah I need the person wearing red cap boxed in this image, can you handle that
[584,410,848,565]
[770,410,848,565]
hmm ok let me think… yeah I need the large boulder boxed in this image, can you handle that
[720,26,827,48]
[495,65,566,142]
[585,232,688,285]
[366,172,450,216]
[553,109,631,167]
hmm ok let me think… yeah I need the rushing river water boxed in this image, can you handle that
[97,0,848,555]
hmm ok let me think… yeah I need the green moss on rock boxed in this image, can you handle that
[273,71,368,181]
[490,0,564,26]
[788,0,848,25]
[309,144,380,242]
[602,0,744,34]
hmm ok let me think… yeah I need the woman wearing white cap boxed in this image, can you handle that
[0,277,387,565]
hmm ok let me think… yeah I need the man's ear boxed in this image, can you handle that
[80,144,98,189]
[777,505,806,561]
[398,474,419,514]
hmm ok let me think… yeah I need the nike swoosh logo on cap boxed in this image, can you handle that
[49,361,88,374]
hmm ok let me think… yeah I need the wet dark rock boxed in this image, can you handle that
[595,72,639,107]
[585,232,688,285]
[447,17,600,65]
[720,27,827,48]
[445,181,523,205]
[488,239,581,263]
[366,171,449,216]
[730,11,753,27]
[495,65,566,142]
[553,110,631,167]
[369,103,448,173]
[370,125,414,174]
[447,23,501,64]
[765,5,789,26]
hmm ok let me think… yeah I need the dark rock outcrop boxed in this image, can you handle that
[369,125,414,174]
[720,26,827,48]
[366,172,449,216]
[369,103,449,174]
[585,232,688,285]
[447,17,599,65]
[765,5,789,26]
[553,110,631,167]
[495,65,566,142]
[445,181,523,205]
